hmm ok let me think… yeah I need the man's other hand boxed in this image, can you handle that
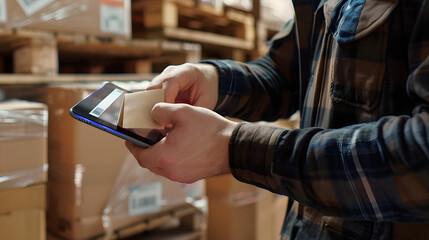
[125,103,237,183]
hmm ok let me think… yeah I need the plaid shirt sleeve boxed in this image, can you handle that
[204,1,429,222]
[201,20,300,122]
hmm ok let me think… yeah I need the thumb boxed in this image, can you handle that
[152,103,180,126]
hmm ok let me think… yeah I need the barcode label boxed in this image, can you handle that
[100,3,126,35]
[0,0,7,23]
[16,0,53,16]
[91,107,104,117]
[129,182,162,216]
[89,88,123,118]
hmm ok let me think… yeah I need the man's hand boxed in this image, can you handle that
[125,103,237,183]
[147,63,219,110]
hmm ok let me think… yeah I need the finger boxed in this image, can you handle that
[162,80,180,103]
[125,141,159,168]
[146,73,165,90]
[147,167,165,177]
[151,103,180,126]
[148,77,180,104]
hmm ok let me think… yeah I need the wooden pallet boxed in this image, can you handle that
[125,227,205,240]
[132,0,255,51]
[0,28,201,75]
[47,204,207,240]
[254,0,295,58]
[254,20,282,57]
[106,203,206,240]
[46,203,206,240]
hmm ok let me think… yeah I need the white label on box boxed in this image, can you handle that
[16,0,54,16]
[129,182,162,216]
[100,3,125,35]
[0,0,7,23]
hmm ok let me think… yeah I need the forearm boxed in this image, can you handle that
[229,112,429,222]
[200,23,300,122]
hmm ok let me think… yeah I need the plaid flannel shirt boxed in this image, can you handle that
[202,0,429,239]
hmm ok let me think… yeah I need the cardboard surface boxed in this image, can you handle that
[0,209,46,240]
[1,0,131,39]
[0,184,46,215]
[120,89,164,129]
[0,100,48,189]
[0,138,47,185]
[0,184,46,240]
[207,175,287,240]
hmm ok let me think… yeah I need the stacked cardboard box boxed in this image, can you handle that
[43,82,206,239]
[0,0,131,39]
[0,100,48,240]
[207,175,287,240]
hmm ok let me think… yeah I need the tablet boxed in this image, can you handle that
[69,82,164,148]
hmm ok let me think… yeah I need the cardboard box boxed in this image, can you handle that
[0,209,46,240]
[0,184,47,240]
[44,83,205,239]
[0,0,131,39]
[0,100,47,189]
[207,175,287,240]
[0,184,46,215]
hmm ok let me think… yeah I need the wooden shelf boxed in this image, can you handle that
[0,73,156,85]
[0,29,201,75]
[132,0,255,50]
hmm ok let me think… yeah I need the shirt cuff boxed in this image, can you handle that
[229,123,283,190]
[199,59,250,116]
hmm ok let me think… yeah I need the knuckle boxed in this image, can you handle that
[168,173,195,184]
[164,65,176,72]
[182,179,196,184]
[158,157,174,169]
[175,104,192,116]
[165,171,181,183]
[136,159,148,168]
[185,63,200,74]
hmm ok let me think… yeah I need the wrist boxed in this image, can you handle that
[195,63,219,82]
[194,63,219,110]
[219,120,238,175]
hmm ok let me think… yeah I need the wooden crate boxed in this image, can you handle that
[0,28,201,75]
[132,0,255,51]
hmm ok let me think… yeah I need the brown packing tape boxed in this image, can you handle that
[118,89,164,130]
